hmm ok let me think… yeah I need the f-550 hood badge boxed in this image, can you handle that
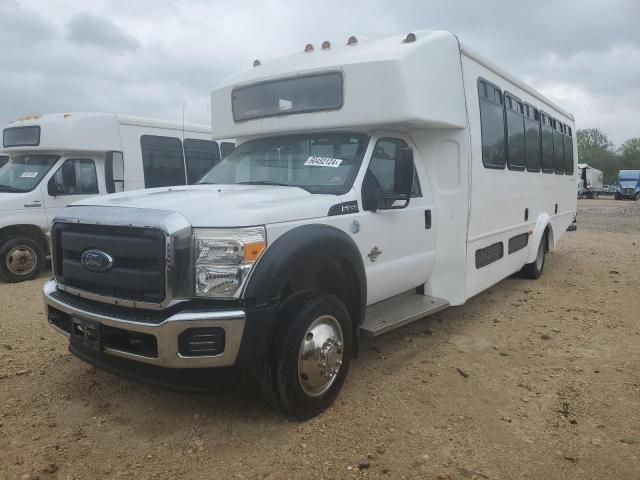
[367,246,382,262]
[80,249,114,273]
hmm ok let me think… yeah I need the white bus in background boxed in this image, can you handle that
[43,31,577,418]
[0,112,234,282]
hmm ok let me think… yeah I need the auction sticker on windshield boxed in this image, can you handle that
[20,172,39,178]
[304,156,343,168]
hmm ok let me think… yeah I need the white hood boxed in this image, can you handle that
[73,185,348,227]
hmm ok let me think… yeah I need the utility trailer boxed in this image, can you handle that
[577,163,603,199]
[42,30,577,418]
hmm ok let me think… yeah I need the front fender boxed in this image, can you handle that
[242,224,367,325]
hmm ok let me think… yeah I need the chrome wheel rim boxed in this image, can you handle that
[6,245,37,276]
[536,240,544,270]
[298,315,344,397]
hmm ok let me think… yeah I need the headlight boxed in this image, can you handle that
[194,227,266,297]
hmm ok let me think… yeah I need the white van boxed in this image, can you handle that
[0,112,233,282]
[43,31,576,418]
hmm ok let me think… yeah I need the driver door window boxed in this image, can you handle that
[49,159,98,196]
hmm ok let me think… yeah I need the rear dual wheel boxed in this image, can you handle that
[262,292,352,419]
[520,234,546,279]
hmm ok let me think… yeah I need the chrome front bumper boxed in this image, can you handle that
[43,279,245,368]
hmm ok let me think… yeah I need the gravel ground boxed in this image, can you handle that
[1,199,639,479]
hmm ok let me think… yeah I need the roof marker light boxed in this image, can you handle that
[321,40,331,50]
[347,36,358,46]
[304,43,314,53]
[403,32,416,43]
[253,59,261,67]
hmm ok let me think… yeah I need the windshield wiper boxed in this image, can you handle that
[237,180,290,187]
[0,184,25,193]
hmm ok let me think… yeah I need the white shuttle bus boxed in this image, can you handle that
[0,112,234,282]
[43,31,576,418]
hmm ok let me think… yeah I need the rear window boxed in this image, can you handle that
[3,126,41,147]
[232,72,343,122]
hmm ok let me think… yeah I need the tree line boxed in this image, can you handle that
[577,128,640,184]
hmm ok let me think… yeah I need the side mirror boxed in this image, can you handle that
[47,178,63,197]
[394,147,414,198]
[362,147,415,212]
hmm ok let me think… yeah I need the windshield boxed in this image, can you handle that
[619,178,639,182]
[0,154,59,193]
[198,133,369,194]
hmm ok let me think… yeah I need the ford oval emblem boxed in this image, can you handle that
[80,249,114,273]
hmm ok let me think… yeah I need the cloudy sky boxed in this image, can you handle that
[1,0,638,145]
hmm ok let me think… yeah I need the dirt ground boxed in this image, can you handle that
[1,198,639,480]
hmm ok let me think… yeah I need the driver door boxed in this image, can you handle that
[43,158,101,223]
[356,136,435,305]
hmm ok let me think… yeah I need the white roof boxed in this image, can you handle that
[211,30,573,139]
[4,112,210,152]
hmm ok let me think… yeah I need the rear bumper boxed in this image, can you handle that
[43,279,246,369]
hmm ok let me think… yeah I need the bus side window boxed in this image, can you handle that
[553,119,565,174]
[140,135,186,188]
[540,113,554,173]
[477,79,506,169]
[184,139,220,184]
[105,151,125,193]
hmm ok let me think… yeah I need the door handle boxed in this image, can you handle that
[425,210,432,229]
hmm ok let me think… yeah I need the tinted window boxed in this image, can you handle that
[365,139,421,198]
[3,126,40,147]
[0,155,8,168]
[553,121,565,174]
[50,159,98,195]
[524,105,541,172]
[105,151,124,193]
[541,114,554,173]
[184,139,220,184]
[505,94,525,170]
[220,142,235,159]
[140,135,186,188]
[563,134,574,175]
[478,79,506,169]
[232,72,343,122]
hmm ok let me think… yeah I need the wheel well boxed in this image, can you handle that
[0,225,49,253]
[544,224,555,252]
[281,255,363,351]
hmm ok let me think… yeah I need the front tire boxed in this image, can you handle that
[0,236,46,282]
[520,234,546,279]
[263,292,352,419]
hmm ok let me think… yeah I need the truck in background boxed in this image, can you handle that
[42,31,577,418]
[577,163,603,199]
[614,170,640,200]
[0,112,234,282]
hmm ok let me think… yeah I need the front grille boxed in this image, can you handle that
[53,223,166,304]
[623,188,634,196]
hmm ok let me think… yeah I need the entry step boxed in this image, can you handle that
[361,291,449,337]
